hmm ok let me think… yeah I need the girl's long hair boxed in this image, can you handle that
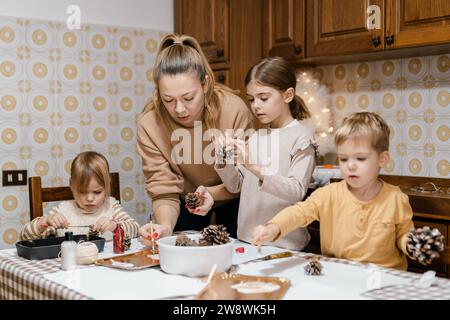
[245,56,310,120]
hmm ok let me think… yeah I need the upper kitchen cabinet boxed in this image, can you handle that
[306,0,385,57]
[174,0,229,68]
[306,0,450,60]
[262,0,306,64]
[386,0,450,49]
[174,0,262,94]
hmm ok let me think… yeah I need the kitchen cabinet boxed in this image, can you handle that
[213,69,230,86]
[262,0,305,64]
[174,0,229,67]
[386,0,450,49]
[306,0,450,61]
[174,0,262,95]
[306,0,385,57]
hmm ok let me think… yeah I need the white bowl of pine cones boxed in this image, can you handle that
[157,225,234,277]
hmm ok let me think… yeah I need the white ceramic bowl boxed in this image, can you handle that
[158,234,234,277]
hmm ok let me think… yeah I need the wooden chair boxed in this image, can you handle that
[28,172,121,221]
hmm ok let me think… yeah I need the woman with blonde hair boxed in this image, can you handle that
[137,34,254,241]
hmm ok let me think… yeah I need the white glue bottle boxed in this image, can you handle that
[61,231,77,271]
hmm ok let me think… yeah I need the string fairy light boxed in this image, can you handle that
[296,69,335,155]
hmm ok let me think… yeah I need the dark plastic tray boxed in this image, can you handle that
[16,235,105,260]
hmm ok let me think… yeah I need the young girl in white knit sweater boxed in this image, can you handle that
[20,151,139,241]
[189,57,317,250]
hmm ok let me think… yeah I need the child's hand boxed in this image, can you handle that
[93,217,117,233]
[40,213,69,230]
[233,139,263,180]
[188,186,213,216]
[233,139,251,165]
[139,223,170,247]
[251,223,281,245]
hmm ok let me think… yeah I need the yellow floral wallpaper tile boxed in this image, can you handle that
[315,54,449,179]
[0,15,167,248]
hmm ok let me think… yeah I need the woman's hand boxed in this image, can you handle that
[40,213,69,231]
[251,223,281,245]
[138,223,170,247]
[93,217,117,233]
[187,185,214,216]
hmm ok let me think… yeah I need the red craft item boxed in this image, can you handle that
[235,247,245,253]
[113,223,125,254]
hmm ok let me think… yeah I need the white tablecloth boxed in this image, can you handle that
[40,239,450,300]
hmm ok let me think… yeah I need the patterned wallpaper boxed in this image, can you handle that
[313,54,449,178]
[0,15,167,248]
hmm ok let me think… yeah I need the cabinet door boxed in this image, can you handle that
[174,0,229,65]
[386,0,450,48]
[262,0,305,63]
[306,0,385,57]
[213,69,230,87]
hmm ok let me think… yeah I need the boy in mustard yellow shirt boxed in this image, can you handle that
[252,112,415,270]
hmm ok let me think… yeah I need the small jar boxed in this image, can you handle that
[113,223,124,254]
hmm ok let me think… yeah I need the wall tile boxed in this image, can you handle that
[0,15,166,248]
[313,53,449,180]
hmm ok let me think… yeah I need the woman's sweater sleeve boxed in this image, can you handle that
[136,121,183,213]
[111,200,140,238]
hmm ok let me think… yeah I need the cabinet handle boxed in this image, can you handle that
[217,74,226,83]
[371,37,381,48]
[385,35,395,46]
[294,46,302,55]
[216,49,224,57]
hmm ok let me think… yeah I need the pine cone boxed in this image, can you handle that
[201,224,230,245]
[124,235,131,251]
[198,238,211,247]
[215,144,234,168]
[175,233,198,247]
[406,226,444,265]
[88,226,100,241]
[215,145,227,166]
[304,257,322,275]
[185,193,201,210]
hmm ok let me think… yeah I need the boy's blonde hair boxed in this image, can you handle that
[70,151,111,196]
[334,112,390,153]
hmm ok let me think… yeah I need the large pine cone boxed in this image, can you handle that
[304,257,322,275]
[185,193,201,210]
[175,233,198,247]
[201,225,230,245]
[406,226,444,265]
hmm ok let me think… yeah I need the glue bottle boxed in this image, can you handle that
[61,231,77,270]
